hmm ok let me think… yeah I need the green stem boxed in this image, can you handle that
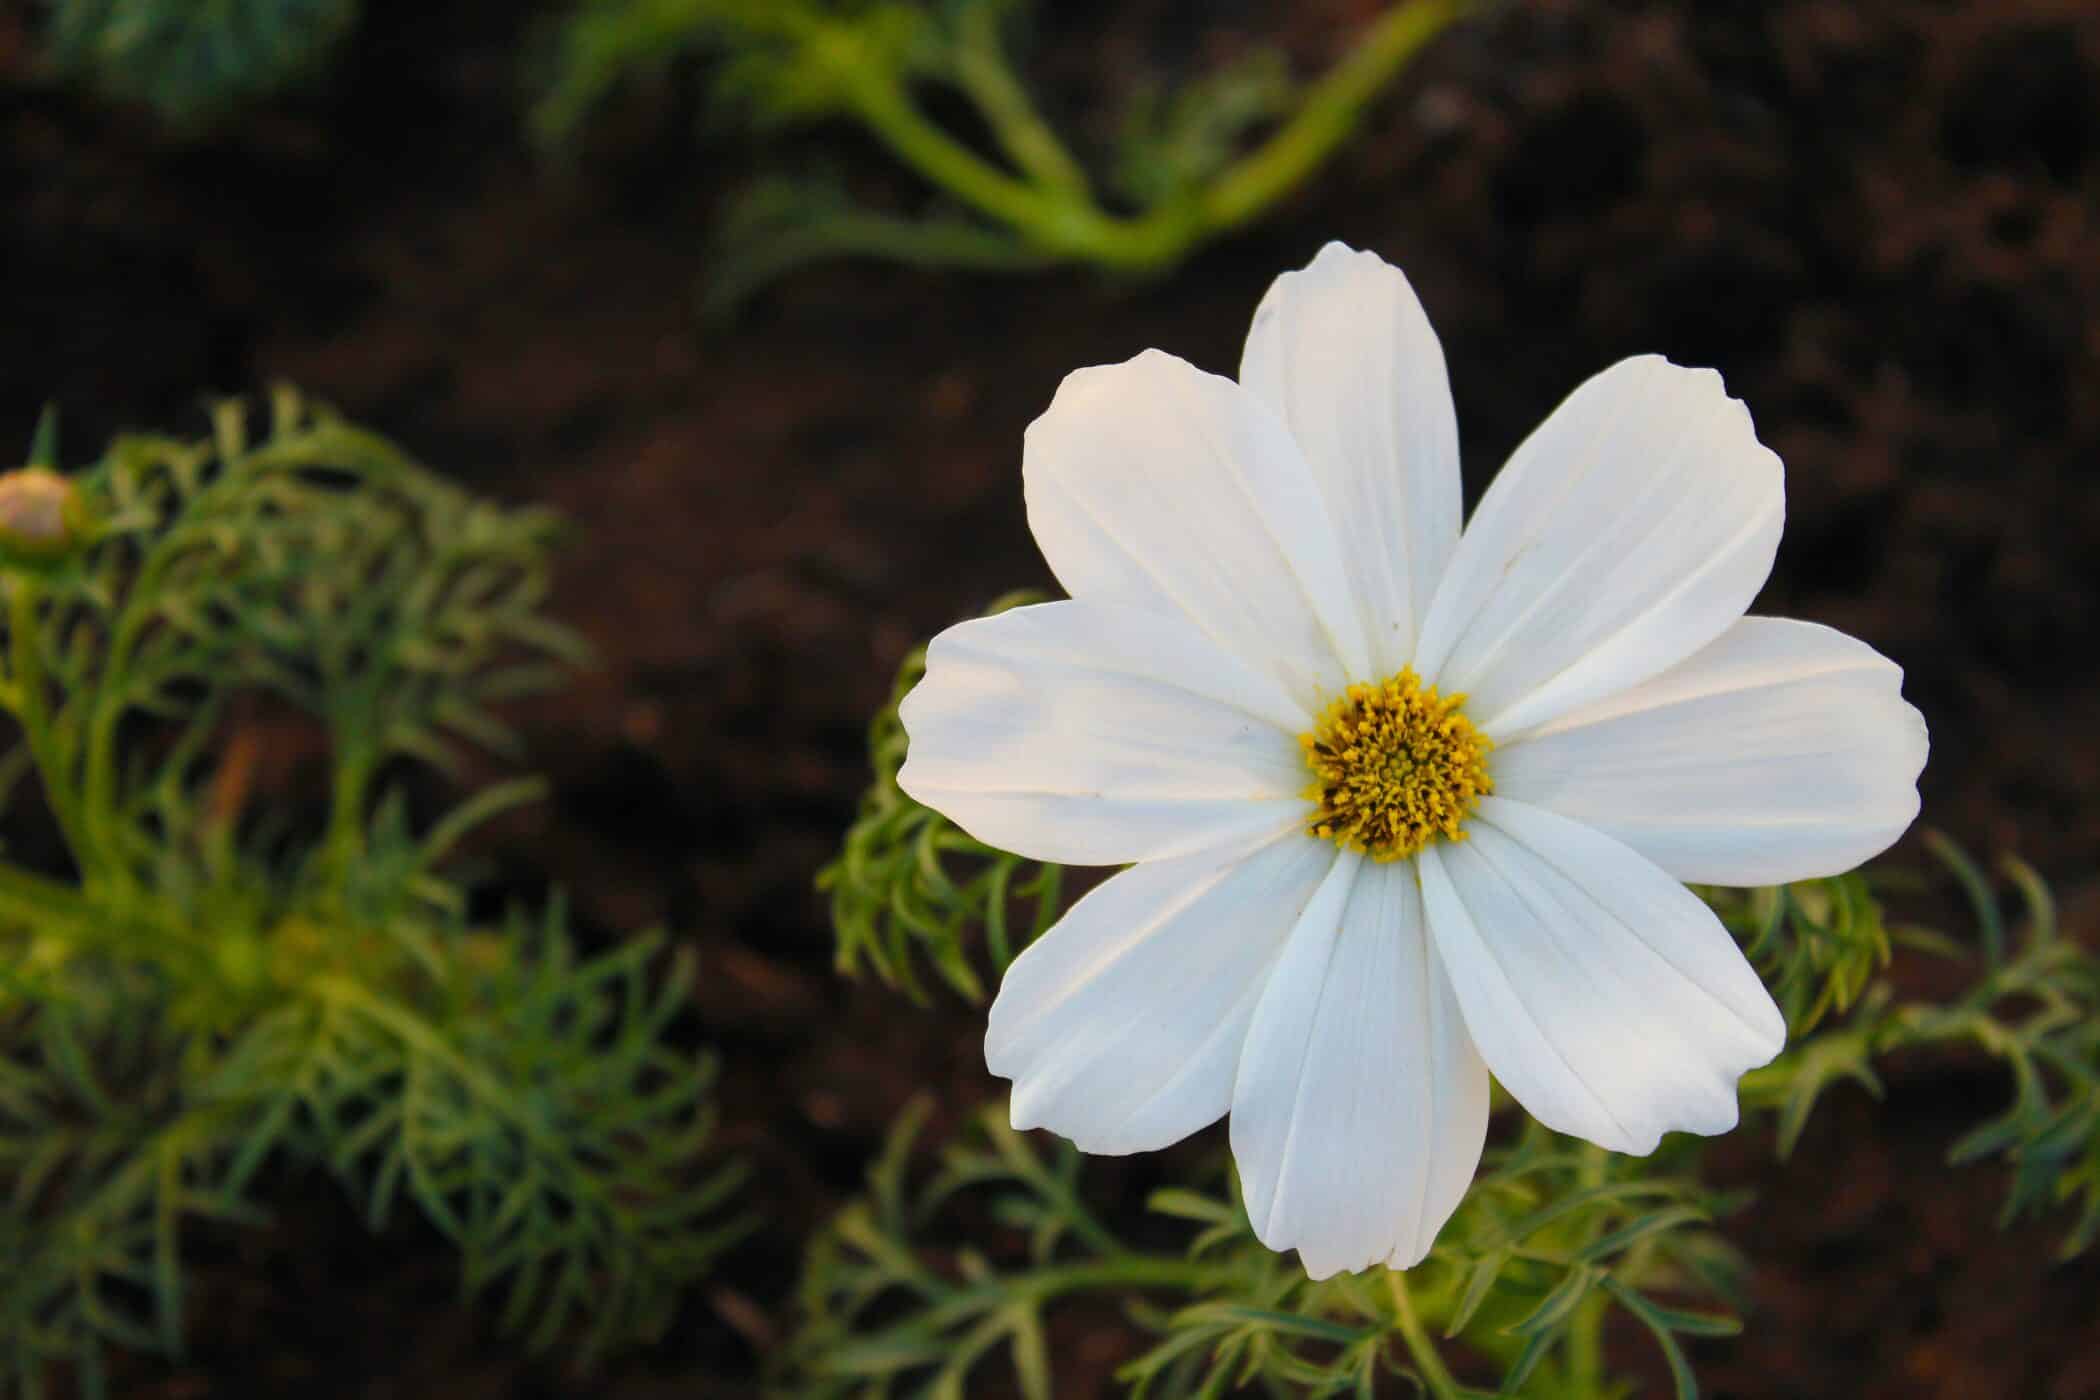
[81,559,182,882]
[1565,1144,1610,1392]
[1191,0,1465,235]
[1388,1269,1463,1400]
[810,0,1468,273]
[319,738,376,888]
[950,5,1092,199]
[7,576,94,880]
[841,68,1136,262]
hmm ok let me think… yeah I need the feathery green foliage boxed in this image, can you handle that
[805,605,2100,1398]
[37,0,359,127]
[0,394,749,1395]
[534,0,1470,313]
[817,589,1060,1005]
[1738,837,2100,1252]
[781,1099,1745,1399]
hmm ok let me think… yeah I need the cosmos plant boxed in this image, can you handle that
[535,0,1467,313]
[804,249,2100,1396]
[0,395,749,1395]
[902,243,1926,1271]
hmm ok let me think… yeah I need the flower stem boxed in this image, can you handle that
[1190,0,1468,236]
[319,738,375,891]
[950,4,1092,200]
[1566,1143,1611,1390]
[841,68,1125,260]
[833,0,1468,271]
[1388,1269,1463,1400]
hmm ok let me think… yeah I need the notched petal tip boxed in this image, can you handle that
[1290,1249,1364,1283]
[1290,1224,1439,1280]
[1230,860,1488,1285]
[1596,352,1779,479]
[1296,239,1385,280]
[1384,1238,1434,1272]
[1028,347,1207,427]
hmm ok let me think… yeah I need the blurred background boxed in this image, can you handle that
[3,0,2097,1394]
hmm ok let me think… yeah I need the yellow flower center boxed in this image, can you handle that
[1300,669,1493,862]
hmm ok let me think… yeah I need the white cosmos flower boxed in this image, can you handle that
[896,243,1929,1280]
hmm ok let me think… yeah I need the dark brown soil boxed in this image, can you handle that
[4,0,2098,1395]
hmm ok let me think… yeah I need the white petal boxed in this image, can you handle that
[1420,798,1785,1155]
[1414,356,1784,738]
[1230,858,1490,1278]
[1494,618,1929,885]
[989,835,1341,1155]
[1239,243,1462,672]
[1024,349,1371,711]
[898,600,1311,866]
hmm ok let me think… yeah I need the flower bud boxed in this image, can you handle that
[0,467,91,567]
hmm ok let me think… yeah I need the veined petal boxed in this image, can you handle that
[899,600,1311,866]
[1414,356,1784,738]
[1024,349,1372,711]
[1231,858,1490,1277]
[1494,618,1929,885]
[1239,243,1462,672]
[1420,798,1785,1155]
[989,835,1342,1155]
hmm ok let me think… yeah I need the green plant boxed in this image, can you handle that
[36,0,360,128]
[0,394,751,1396]
[534,0,1470,313]
[818,589,1062,1006]
[793,602,2100,1398]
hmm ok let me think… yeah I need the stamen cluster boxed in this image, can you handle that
[1301,669,1492,861]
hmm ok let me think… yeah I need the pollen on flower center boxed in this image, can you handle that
[1300,669,1492,862]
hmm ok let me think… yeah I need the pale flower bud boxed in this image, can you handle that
[0,467,90,565]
